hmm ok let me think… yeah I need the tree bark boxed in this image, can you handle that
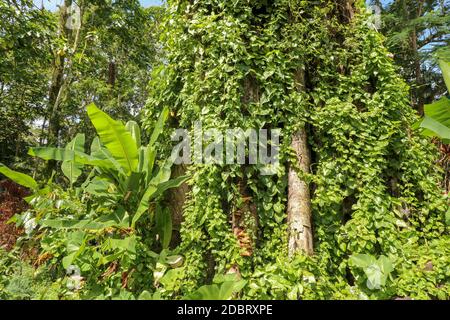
[47,0,72,148]
[287,128,314,256]
[166,164,189,246]
[411,27,425,115]
[287,68,314,256]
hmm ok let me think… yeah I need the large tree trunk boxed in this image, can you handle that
[287,68,314,256]
[167,164,189,246]
[287,128,314,256]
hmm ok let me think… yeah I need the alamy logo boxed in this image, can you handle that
[367,5,382,30]
[64,2,81,31]
[170,122,281,176]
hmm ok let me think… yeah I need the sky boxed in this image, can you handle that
[34,0,163,11]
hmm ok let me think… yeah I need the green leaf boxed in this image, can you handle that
[149,106,169,147]
[40,211,129,230]
[155,205,172,249]
[62,231,86,269]
[131,184,157,228]
[142,146,156,182]
[88,137,122,172]
[186,278,247,300]
[420,115,450,141]
[87,103,139,174]
[28,147,75,161]
[126,121,141,148]
[349,254,376,269]
[132,174,188,228]
[378,255,394,275]
[424,97,450,128]
[0,164,38,190]
[351,254,394,290]
[150,174,189,201]
[103,236,136,254]
[138,291,155,300]
[439,59,450,93]
[61,134,85,185]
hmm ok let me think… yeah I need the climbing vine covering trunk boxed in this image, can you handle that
[47,0,72,147]
[144,0,448,300]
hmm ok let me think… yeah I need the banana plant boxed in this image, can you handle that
[29,103,188,231]
[415,54,450,143]
[0,164,50,199]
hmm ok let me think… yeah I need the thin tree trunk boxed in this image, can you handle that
[412,0,425,115]
[47,0,72,148]
[287,68,314,256]
[411,28,424,115]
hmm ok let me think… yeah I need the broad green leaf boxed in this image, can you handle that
[439,59,450,92]
[155,205,172,249]
[62,231,86,269]
[186,279,246,300]
[87,103,138,174]
[414,96,450,142]
[149,175,189,201]
[151,161,173,185]
[132,175,188,228]
[187,284,222,300]
[124,172,142,193]
[138,291,155,300]
[420,115,450,141]
[350,254,376,269]
[131,184,157,228]
[88,137,122,172]
[149,106,169,147]
[423,96,450,133]
[40,211,128,230]
[365,264,383,290]
[126,120,141,148]
[103,236,136,254]
[219,280,247,300]
[28,147,75,161]
[62,134,85,185]
[378,255,394,274]
[75,153,117,171]
[0,164,38,190]
[143,146,157,183]
[42,219,106,230]
[84,178,116,197]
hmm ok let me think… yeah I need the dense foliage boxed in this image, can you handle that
[144,0,449,299]
[0,0,449,300]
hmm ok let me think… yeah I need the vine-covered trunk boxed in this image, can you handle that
[145,0,448,300]
[47,0,72,148]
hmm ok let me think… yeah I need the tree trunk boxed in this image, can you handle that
[287,68,314,256]
[411,27,424,115]
[166,164,189,247]
[412,0,425,115]
[47,0,72,148]
[287,128,314,256]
